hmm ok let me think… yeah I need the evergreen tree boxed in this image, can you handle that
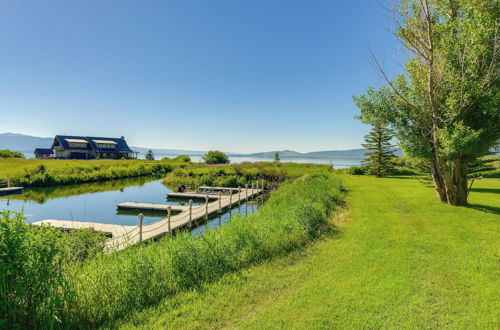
[145,150,155,161]
[361,125,396,177]
[274,152,280,162]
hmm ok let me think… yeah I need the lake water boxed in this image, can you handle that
[0,177,260,227]
[21,152,362,169]
[144,154,362,169]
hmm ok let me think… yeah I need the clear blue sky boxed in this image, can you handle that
[0,0,399,153]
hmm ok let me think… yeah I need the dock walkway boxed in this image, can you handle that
[0,186,23,196]
[33,186,263,252]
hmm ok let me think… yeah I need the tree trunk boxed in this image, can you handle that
[449,157,468,206]
[431,156,469,206]
[430,160,448,203]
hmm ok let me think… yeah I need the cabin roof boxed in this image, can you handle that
[52,135,133,152]
[34,148,54,155]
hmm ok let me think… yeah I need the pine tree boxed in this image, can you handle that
[145,150,155,161]
[362,125,396,177]
[274,152,280,162]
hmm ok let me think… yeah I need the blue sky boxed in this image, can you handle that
[0,0,399,153]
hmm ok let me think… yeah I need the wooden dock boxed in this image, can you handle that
[117,202,190,212]
[0,186,23,196]
[33,186,263,252]
[167,192,220,199]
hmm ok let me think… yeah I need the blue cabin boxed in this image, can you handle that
[34,148,55,159]
[50,135,137,159]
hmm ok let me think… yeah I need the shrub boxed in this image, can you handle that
[0,149,24,158]
[202,150,230,164]
[173,155,191,162]
[349,166,366,175]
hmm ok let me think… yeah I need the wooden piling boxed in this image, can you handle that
[138,213,144,243]
[188,199,193,227]
[167,206,172,235]
[218,191,222,213]
[205,195,209,220]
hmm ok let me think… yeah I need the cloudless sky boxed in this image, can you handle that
[0,0,400,153]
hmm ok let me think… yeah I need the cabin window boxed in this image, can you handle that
[69,142,87,148]
[97,143,116,149]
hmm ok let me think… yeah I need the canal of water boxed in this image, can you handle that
[0,177,263,229]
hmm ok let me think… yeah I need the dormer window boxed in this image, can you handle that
[93,140,117,149]
[65,139,88,149]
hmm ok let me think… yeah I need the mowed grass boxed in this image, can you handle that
[114,176,499,329]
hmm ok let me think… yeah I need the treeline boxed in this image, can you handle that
[0,174,343,328]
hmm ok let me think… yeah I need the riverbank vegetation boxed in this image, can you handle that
[0,173,343,328]
[0,158,190,187]
[164,162,333,189]
[115,175,500,329]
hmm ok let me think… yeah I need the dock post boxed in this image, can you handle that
[262,179,265,191]
[218,191,222,213]
[167,206,172,235]
[138,213,144,243]
[245,184,248,200]
[188,199,193,227]
[229,189,232,205]
[251,182,254,196]
[238,186,241,205]
[6,176,10,188]
[205,195,209,220]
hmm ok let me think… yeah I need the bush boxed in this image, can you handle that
[173,154,191,162]
[349,166,366,175]
[0,149,24,158]
[0,211,107,328]
[202,150,230,164]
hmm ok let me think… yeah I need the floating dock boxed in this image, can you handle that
[33,186,263,252]
[0,187,23,196]
[117,202,189,212]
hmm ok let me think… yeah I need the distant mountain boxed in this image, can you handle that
[0,133,53,152]
[0,132,403,159]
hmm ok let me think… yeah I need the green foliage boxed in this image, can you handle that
[173,154,191,162]
[202,150,230,164]
[70,174,341,326]
[349,166,366,175]
[164,162,333,189]
[274,152,280,162]
[354,0,499,205]
[0,158,189,188]
[145,150,155,161]
[0,211,107,328]
[0,149,24,159]
[361,125,396,177]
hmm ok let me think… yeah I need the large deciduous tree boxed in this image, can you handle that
[354,0,499,206]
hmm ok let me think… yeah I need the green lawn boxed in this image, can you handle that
[113,176,499,329]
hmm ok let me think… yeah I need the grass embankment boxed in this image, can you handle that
[0,158,189,187]
[164,162,332,189]
[115,176,500,329]
[1,174,343,328]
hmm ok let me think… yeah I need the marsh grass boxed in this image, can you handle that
[69,174,342,327]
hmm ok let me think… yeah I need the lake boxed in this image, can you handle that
[0,177,261,228]
[143,154,363,169]
[21,152,362,168]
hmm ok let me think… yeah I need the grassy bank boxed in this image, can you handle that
[0,158,189,187]
[164,162,333,189]
[114,176,499,329]
[0,173,343,328]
